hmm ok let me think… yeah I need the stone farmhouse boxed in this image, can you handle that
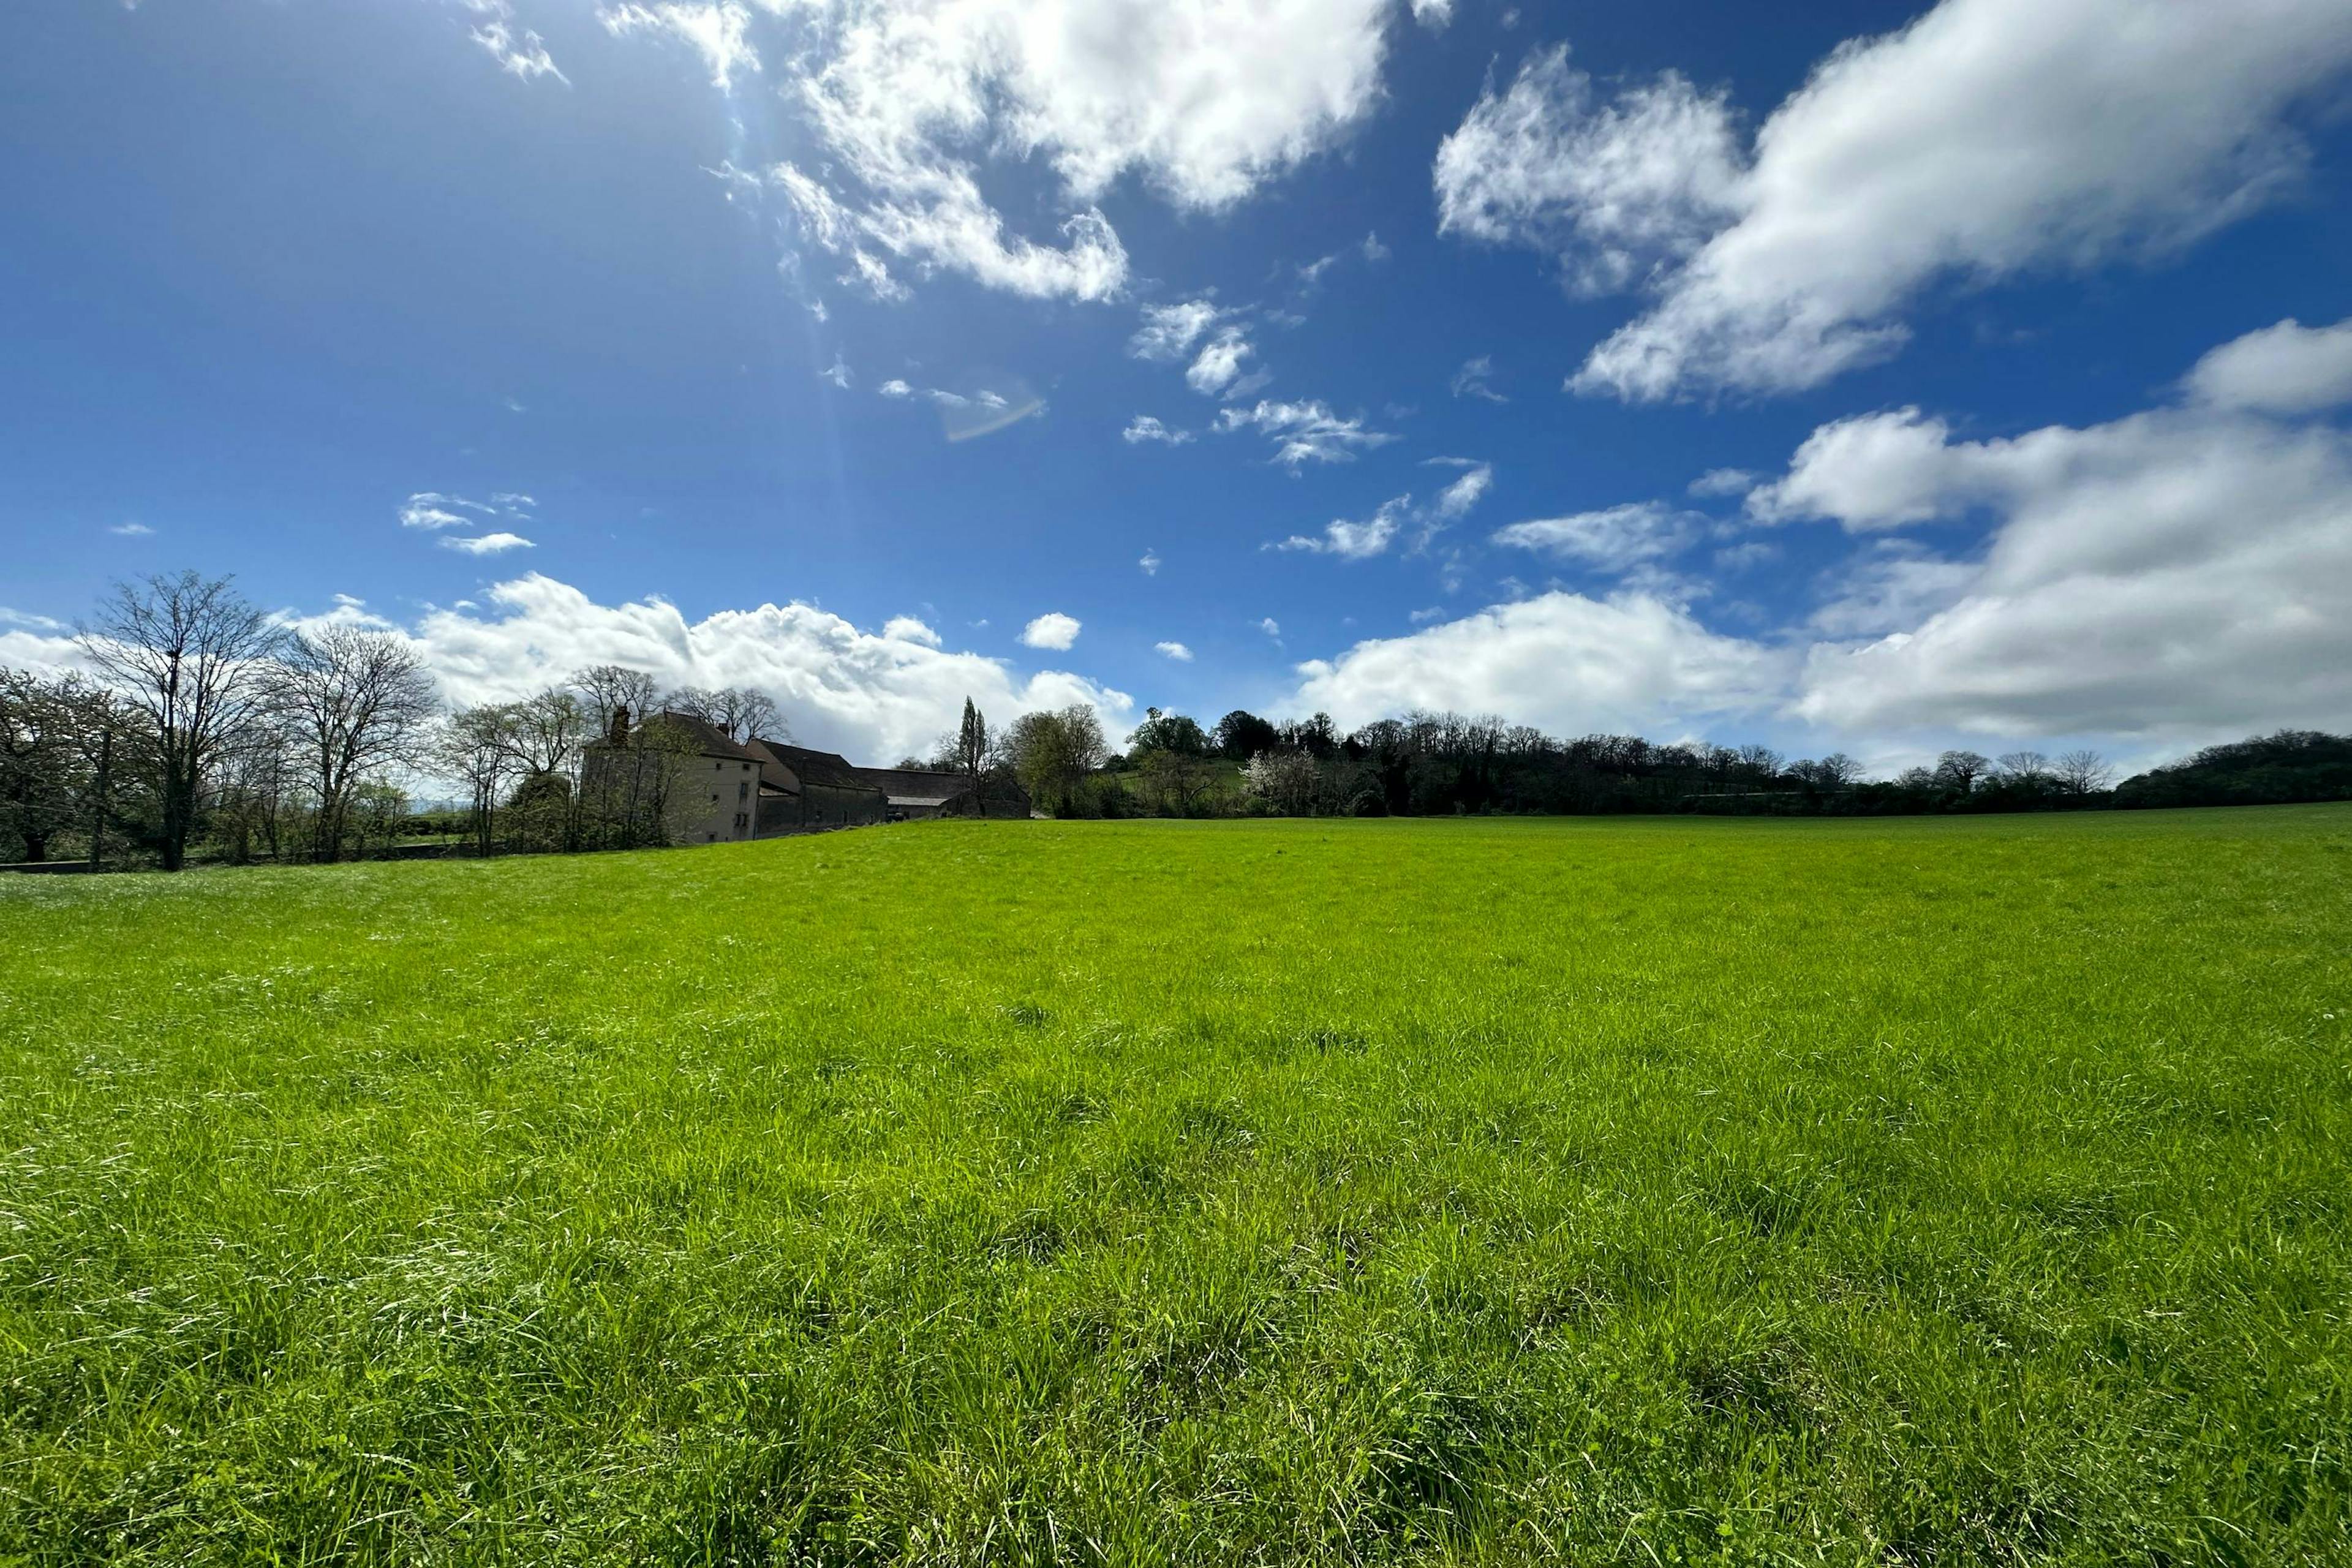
[604,710,1020,845]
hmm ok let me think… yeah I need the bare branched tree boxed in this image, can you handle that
[504,688,589,777]
[571,665,658,739]
[434,703,519,857]
[723,687,782,743]
[2056,749,2115,795]
[79,572,281,871]
[1995,751,2051,785]
[501,689,592,850]
[266,625,439,861]
[1934,750,1991,793]
[211,716,300,865]
[663,683,783,742]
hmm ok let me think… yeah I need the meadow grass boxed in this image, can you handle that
[2,809,2348,1566]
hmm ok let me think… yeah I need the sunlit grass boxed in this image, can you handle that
[4,809,2348,1564]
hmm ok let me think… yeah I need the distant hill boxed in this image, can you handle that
[2116,729,2352,809]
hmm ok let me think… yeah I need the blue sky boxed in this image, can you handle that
[6,0,2352,769]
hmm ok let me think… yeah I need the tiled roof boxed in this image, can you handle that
[654,711,762,762]
[853,767,976,803]
[745,737,886,796]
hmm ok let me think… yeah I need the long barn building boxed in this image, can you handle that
[618,711,1020,843]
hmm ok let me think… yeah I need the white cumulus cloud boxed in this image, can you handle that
[1771,320,2352,739]
[1020,611,1082,650]
[404,574,1131,760]
[666,0,1405,304]
[1435,1,2352,401]
[1155,640,1194,661]
[2182,315,2352,415]
[1294,591,1786,736]
[1436,45,1742,296]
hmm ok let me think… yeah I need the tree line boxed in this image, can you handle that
[0,572,790,870]
[7,571,2345,869]
[995,703,2349,821]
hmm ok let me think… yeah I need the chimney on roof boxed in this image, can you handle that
[608,704,630,748]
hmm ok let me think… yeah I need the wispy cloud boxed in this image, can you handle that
[402,490,535,531]
[1131,299,1226,362]
[1139,549,1163,575]
[1186,326,1258,396]
[599,2,761,92]
[1491,502,1702,571]
[1123,415,1194,446]
[0,608,67,631]
[1155,641,1194,661]
[1450,355,1507,403]
[876,376,1042,439]
[459,0,567,83]
[1428,459,1494,519]
[1216,399,1395,469]
[1688,467,1758,498]
[1274,496,1412,560]
[1270,463,1493,560]
[440,532,535,556]
[399,494,474,530]
[108,522,155,537]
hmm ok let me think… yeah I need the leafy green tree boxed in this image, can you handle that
[954,697,991,813]
[1213,710,1280,761]
[1131,707,1210,757]
[1008,704,1107,815]
[0,668,102,863]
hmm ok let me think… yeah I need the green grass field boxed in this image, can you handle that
[4,810,2349,1566]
